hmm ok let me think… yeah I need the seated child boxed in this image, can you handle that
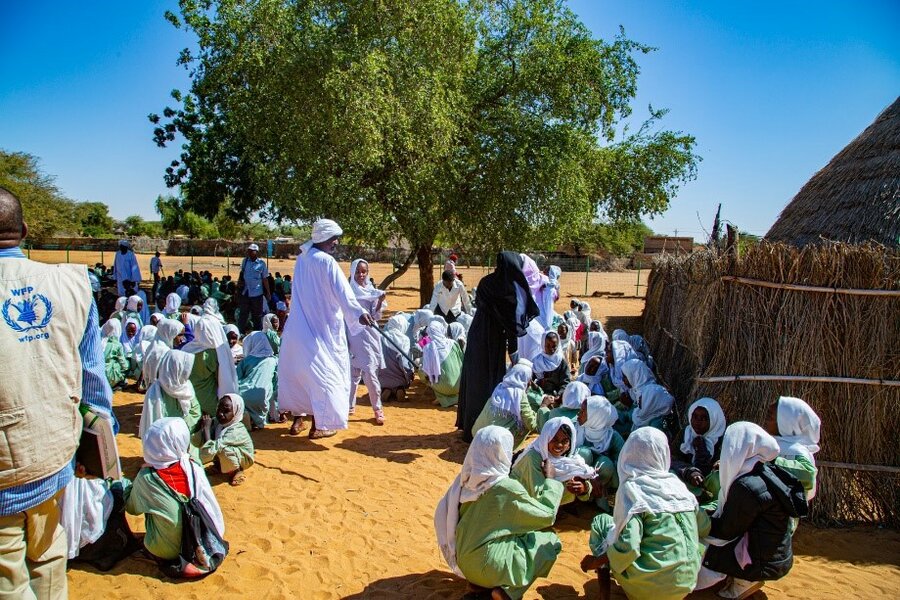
[120,317,142,379]
[126,417,226,578]
[575,395,625,505]
[378,314,415,403]
[672,397,725,505]
[238,332,280,429]
[101,319,128,389]
[532,331,571,398]
[262,313,281,355]
[538,380,589,429]
[765,396,820,500]
[200,394,254,486]
[435,426,564,600]
[511,417,598,505]
[472,362,549,448]
[581,427,708,600]
[419,320,464,408]
[619,359,672,435]
[225,324,243,363]
[699,422,807,599]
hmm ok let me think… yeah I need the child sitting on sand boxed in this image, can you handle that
[435,426,564,600]
[532,331,571,398]
[581,427,707,600]
[200,394,255,486]
[575,395,624,510]
[511,417,598,505]
[765,396,820,501]
[672,397,726,505]
[126,418,226,578]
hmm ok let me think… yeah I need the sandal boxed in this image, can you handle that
[309,428,337,439]
[289,417,306,436]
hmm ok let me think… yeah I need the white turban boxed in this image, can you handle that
[311,219,343,243]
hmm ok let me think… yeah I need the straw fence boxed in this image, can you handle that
[643,242,900,526]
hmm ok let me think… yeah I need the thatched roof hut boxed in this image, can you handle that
[766,96,900,248]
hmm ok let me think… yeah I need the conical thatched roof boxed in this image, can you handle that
[766,97,900,248]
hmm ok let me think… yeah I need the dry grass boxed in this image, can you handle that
[644,242,900,525]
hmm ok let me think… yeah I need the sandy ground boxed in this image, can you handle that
[27,250,899,599]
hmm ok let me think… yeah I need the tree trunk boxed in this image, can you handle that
[377,248,417,290]
[417,243,435,308]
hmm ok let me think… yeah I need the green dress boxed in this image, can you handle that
[125,467,190,560]
[472,389,540,449]
[456,477,564,600]
[419,344,464,407]
[200,423,255,473]
[536,406,579,431]
[188,349,220,415]
[775,454,816,534]
[577,430,626,490]
[265,329,281,355]
[589,509,711,600]
[103,339,128,387]
[159,390,203,461]
[511,449,592,505]
[238,355,279,428]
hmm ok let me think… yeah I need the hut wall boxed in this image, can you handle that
[643,242,900,526]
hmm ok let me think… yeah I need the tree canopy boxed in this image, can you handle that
[153,0,699,301]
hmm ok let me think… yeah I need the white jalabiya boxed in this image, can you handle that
[202,298,225,324]
[515,417,596,482]
[140,350,195,438]
[113,246,141,296]
[577,395,618,453]
[538,265,561,330]
[142,417,225,537]
[680,397,727,457]
[164,293,181,316]
[531,330,563,378]
[609,427,697,543]
[434,426,513,578]
[422,321,453,383]
[142,319,185,387]
[180,316,240,398]
[215,393,245,438]
[277,242,366,431]
[631,384,674,431]
[713,422,780,518]
[775,396,820,498]
[347,258,386,372]
[561,381,590,410]
[487,363,533,427]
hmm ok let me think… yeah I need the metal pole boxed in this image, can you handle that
[26,243,30,259]
[190,243,194,272]
[584,256,589,295]
[635,261,641,296]
[66,244,70,264]
[227,246,230,278]
[100,249,104,267]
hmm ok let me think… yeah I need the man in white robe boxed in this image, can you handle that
[113,240,142,296]
[277,219,374,439]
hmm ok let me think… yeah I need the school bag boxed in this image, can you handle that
[160,466,229,577]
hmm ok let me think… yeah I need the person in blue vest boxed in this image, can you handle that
[237,243,271,333]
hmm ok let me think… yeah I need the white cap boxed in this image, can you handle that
[248,243,259,251]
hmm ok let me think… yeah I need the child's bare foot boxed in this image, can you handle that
[229,470,246,486]
[289,416,306,435]
[374,409,385,425]
[490,588,511,600]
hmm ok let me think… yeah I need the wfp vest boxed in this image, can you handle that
[0,257,91,489]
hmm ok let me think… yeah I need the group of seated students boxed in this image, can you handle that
[435,317,820,600]
[83,279,294,577]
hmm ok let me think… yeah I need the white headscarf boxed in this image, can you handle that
[139,350,195,438]
[180,317,240,397]
[532,330,563,377]
[447,322,466,344]
[578,395,618,454]
[202,298,225,324]
[456,312,473,333]
[142,417,225,537]
[164,293,181,316]
[515,417,595,482]
[631,384,674,430]
[434,426,513,578]
[680,397,727,457]
[422,320,453,382]
[142,320,185,387]
[384,314,412,357]
[620,358,656,391]
[215,393,245,437]
[120,317,141,355]
[262,313,278,333]
[242,331,274,359]
[612,329,629,342]
[561,381,590,410]
[610,427,697,542]
[579,331,607,372]
[609,340,639,391]
[137,324,158,363]
[126,295,143,312]
[114,297,127,313]
[311,218,342,243]
[349,259,384,302]
[411,308,433,342]
[487,363,533,427]
[775,396,820,498]
[714,422,780,518]
[100,318,121,351]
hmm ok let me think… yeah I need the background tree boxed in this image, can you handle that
[154,0,699,304]
[0,149,76,239]
[74,202,115,237]
[123,215,165,238]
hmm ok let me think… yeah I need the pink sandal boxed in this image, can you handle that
[374,409,385,426]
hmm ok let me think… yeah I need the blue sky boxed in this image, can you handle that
[1,1,898,239]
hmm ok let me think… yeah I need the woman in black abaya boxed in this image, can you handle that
[455,251,539,442]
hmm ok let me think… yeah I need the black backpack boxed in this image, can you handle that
[761,462,809,518]
[160,466,229,577]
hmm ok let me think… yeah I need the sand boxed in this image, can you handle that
[28,251,897,599]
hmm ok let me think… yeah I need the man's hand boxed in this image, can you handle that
[359,313,376,327]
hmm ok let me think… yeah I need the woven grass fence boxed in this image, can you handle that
[643,242,900,526]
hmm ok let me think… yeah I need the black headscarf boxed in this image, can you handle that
[476,251,539,337]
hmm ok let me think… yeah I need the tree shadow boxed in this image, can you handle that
[245,422,331,452]
[602,316,644,336]
[336,431,468,465]
[341,569,467,599]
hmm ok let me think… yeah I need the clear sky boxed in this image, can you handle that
[1,1,898,240]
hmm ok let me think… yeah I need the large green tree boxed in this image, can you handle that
[153,0,698,304]
[0,150,76,239]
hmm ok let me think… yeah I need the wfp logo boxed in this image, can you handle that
[3,286,53,333]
